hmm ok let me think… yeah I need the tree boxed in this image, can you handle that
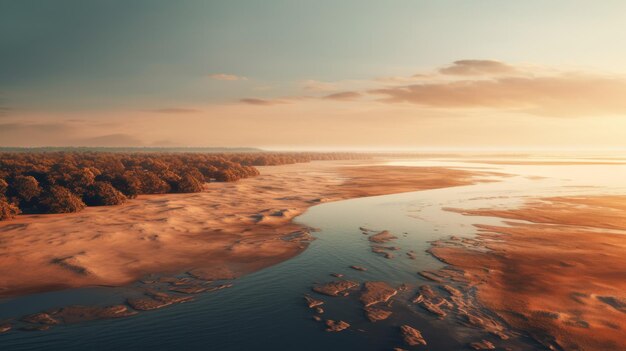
[111,171,142,198]
[138,171,171,194]
[213,169,238,182]
[0,178,7,195]
[39,185,86,214]
[0,198,20,220]
[24,170,56,188]
[11,175,42,202]
[173,173,204,193]
[83,181,127,206]
[65,167,96,195]
[0,151,310,219]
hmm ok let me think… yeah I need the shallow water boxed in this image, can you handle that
[1,158,625,350]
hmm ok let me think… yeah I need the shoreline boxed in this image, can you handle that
[0,160,495,299]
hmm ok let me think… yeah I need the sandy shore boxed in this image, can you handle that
[432,196,626,350]
[0,160,490,299]
[464,160,626,165]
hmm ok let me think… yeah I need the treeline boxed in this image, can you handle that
[0,152,368,220]
[0,147,263,153]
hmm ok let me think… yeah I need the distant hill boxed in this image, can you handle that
[0,147,264,153]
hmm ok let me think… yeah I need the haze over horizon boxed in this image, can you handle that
[2,0,626,150]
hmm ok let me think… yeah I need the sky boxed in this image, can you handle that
[2,0,626,150]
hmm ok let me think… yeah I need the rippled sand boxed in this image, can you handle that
[0,160,490,298]
[432,196,626,350]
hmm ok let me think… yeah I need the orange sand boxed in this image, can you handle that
[433,196,626,351]
[0,161,490,298]
[463,160,626,165]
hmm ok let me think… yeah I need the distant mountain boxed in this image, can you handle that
[0,147,264,153]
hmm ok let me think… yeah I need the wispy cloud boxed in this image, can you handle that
[323,91,362,101]
[370,73,626,117]
[224,60,626,118]
[209,73,248,81]
[239,98,287,106]
[375,74,432,84]
[152,108,201,114]
[0,107,12,118]
[0,93,11,118]
[438,60,518,76]
[301,80,338,92]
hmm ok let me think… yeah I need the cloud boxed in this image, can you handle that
[0,107,12,117]
[323,91,362,101]
[225,60,626,118]
[439,60,517,76]
[239,98,287,106]
[375,75,429,83]
[0,94,11,117]
[209,73,248,81]
[152,108,201,114]
[369,73,626,117]
[301,80,338,92]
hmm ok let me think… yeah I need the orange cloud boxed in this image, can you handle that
[375,75,432,83]
[226,60,626,118]
[439,60,517,76]
[209,73,248,81]
[239,98,287,106]
[369,74,626,116]
[152,108,201,114]
[323,91,362,101]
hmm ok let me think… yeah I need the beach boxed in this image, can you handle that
[0,160,490,299]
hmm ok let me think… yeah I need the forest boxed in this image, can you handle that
[0,152,366,220]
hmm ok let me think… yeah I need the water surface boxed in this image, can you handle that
[2,158,625,350]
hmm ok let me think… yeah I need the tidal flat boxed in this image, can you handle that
[1,156,625,351]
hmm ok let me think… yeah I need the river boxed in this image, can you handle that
[1,157,625,350]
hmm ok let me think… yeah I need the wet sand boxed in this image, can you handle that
[0,161,490,299]
[432,196,626,350]
[464,160,626,165]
